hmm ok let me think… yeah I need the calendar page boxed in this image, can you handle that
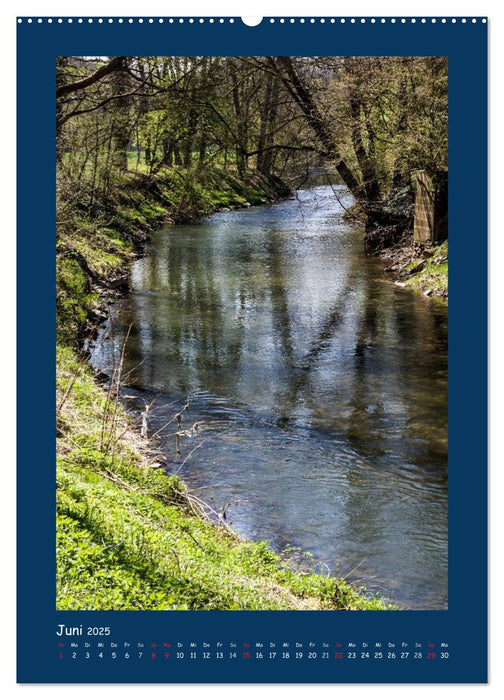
[16,13,487,683]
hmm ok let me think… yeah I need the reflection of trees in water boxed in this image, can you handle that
[290,247,448,469]
[107,218,447,474]
[343,270,447,464]
[265,230,295,364]
[390,292,448,458]
[264,229,303,419]
[91,208,448,611]
[345,264,386,459]
[264,227,358,422]
[303,283,354,366]
[122,233,237,393]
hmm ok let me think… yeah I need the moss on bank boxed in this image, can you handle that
[403,241,448,298]
[381,240,448,300]
[56,166,395,611]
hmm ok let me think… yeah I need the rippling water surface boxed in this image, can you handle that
[91,185,448,609]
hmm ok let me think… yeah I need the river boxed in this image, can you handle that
[90,185,448,610]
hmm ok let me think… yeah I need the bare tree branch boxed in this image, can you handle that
[56,56,128,99]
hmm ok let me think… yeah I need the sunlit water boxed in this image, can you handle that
[90,185,448,609]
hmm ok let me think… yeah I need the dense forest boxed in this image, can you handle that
[56,56,447,611]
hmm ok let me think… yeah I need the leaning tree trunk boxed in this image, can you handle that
[269,57,362,196]
[269,56,411,245]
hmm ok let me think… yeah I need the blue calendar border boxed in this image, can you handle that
[16,17,488,684]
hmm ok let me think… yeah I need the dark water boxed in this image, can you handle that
[90,185,448,610]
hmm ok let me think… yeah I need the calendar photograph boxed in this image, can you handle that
[56,54,448,612]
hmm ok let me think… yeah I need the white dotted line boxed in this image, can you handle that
[261,17,486,24]
[16,17,488,24]
[265,16,487,24]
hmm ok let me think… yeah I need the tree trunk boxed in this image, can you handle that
[270,57,362,196]
[230,60,248,176]
[112,66,131,172]
[257,73,279,176]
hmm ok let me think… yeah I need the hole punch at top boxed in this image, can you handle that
[241,16,263,26]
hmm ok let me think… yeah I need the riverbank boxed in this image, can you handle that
[343,201,448,301]
[378,240,448,300]
[56,169,395,610]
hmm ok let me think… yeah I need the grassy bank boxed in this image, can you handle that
[56,166,395,611]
